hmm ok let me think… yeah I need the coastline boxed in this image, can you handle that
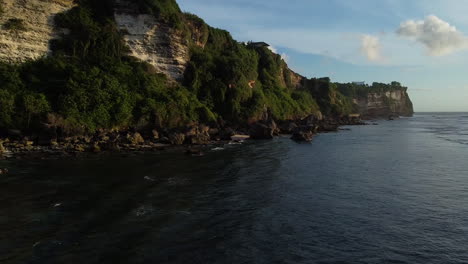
[0,115,371,160]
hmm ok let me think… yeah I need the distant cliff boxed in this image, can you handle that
[0,0,414,140]
[355,90,414,119]
[337,82,414,119]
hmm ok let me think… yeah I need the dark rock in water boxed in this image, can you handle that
[127,132,145,145]
[185,125,211,145]
[303,113,323,126]
[249,123,274,139]
[91,143,101,153]
[317,122,339,132]
[74,144,86,152]
[169,133,185,145]
[185,148,204,156]
[219,127,235,140]
[157,137,171,144]
[249,119,279,139]
[100,142,121,152]
[151,129,160,140]
[0,141,5,154]
[291,126,315,142]
[208,128,219,139]
[278,121,298,134]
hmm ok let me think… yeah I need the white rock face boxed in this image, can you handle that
[0,0,75,63]
[114,2,189,80]
[355,90,413,118]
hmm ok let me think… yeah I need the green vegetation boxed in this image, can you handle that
[0,1,212,134]
[336,81,408,98]
[184,29,323,122]
[0,0,410,136]
[135,0,184,29]
[3,18,27,32]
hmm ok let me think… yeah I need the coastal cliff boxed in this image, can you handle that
[337,82,414,119]
[0,0,414,152]
[113,0,190,80]
[356,90,414,119]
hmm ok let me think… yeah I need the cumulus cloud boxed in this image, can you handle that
[397,15,468,56]
[360,35,383,62]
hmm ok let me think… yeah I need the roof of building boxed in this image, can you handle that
[249,42,270,47]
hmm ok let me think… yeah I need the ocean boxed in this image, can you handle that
[1,113,468,263]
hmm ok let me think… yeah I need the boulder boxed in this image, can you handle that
[74,144,86,152]
[101,142,120,151]
[249,120,279,140]
[169,133,185,145]
[249,123,274,139]
[219,127,235,140]
[157,137,171,144]
[278,121,298,134]
[184,125,211,145]
[91,143,101,153]
[0,141,5,154]
[127,132,145,145]
[151,129,160,140]
[188,133,210,145]
[291,127,315,142]
[303,112,323,126]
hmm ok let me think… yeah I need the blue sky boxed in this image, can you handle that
[178,0,468,112]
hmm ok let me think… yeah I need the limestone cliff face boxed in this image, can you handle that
[0,0,74,63]
[354,90,414,119]
[113,0,190,81]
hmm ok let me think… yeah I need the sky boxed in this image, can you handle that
[177,0,468,112]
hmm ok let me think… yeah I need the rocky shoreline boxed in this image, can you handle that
[0,114,367,160]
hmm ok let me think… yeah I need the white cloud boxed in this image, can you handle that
[268,45,290,62]
[396,15,468,56]
[280,53,290,63]
[360,35,384,62]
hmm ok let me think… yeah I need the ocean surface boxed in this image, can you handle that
[2,113,468,264]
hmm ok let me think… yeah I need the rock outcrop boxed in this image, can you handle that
[113,0,190,81]
[0,0,75,63]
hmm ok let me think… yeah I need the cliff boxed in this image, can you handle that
[113,0,190,80]
[0,0,75,63]
[354,90,414,119]
[336,82,413,119]
[0,0,414,140]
